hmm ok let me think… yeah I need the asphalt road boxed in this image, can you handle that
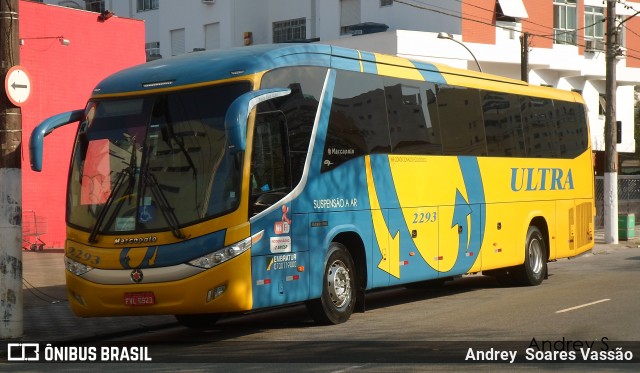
[100,244,640,370]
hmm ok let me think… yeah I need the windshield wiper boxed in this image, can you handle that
[88,140,138,244]
[88,167,131,244]
[144,172,186,240]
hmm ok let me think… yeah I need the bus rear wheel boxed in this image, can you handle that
[306,243,356,325]
[514,226,547,286]
[175,314,219,329]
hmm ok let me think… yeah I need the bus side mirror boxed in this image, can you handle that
[30,109,84,172]
[225,88,291,152]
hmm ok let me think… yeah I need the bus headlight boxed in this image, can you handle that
[65,256,94,276]
[189,236,250,269]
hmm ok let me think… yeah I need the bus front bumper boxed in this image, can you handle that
[65,250,253,317]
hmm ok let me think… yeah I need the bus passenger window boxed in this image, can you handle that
[482,91,526,157]
[554,101,588,158]
[384,78,442,155]
[322,70,390,172]
[260,66,327,186]
[437,86,487,156]
[521,97,560,158]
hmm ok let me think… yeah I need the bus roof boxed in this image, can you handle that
[92,43,580,103]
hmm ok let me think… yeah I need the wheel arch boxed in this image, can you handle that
[332,232,367,292]
[323,227,367,313]
[529,216,550,262]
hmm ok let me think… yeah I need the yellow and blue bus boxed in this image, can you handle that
[30,44,594,326]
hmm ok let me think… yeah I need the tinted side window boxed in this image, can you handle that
[437,85,487,156]
[384,78,442,155]
[322,70,390,172]
[555,101,588,158]
[482,91,526,157]
[521,97,559,157]
[260,66,327,185]
[251,113,289,194]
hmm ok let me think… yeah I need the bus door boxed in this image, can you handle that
[249,111,309,309]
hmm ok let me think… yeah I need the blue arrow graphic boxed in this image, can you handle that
[452,189,472,253]
[449,157,486,274]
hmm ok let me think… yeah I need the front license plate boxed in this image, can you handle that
[124,292,156,306]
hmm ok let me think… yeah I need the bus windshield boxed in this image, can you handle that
[67,82,251,239]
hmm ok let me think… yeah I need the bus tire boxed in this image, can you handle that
[175,314,219,329]
[306,243,356,325]
[514,226,547,286]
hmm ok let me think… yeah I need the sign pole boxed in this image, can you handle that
[0,0,23,339]
[604,0,618,244]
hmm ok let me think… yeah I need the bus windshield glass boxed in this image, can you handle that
[67,82,251,237]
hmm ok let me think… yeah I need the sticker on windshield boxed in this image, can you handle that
[138,197,155,223]
[138,205,155,223]
[115,217,135,231]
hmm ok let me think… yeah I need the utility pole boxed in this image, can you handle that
[520,32,529,83]
[0,0,23,338]
[604,0,618,244]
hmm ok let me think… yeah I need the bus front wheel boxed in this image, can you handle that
[306,243,356,325]
[514,226,547,286]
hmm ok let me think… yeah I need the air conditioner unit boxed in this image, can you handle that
[585,40,595,51]
[202,0,215,4]
[585,39,605,52]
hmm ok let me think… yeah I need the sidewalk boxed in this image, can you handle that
[592,226,640,253]
[19,250,176,342]
[10,227,640,343]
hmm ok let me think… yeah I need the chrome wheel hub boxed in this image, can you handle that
[327,259,351,309]
[528,238,543,275]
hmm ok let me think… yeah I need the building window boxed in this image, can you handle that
[137,0,158,12]
[599,93,606,117]
[380,0,393,7]
[340,0,361,35]
[553,0,577,45]
[170,28,185,56]
[584,6,605,40]
[84,0,104,12]
[616,15,626,49]
[273,18,307,43]
[57,1,82,9]
[145,41,160,61]
[204,23,220,50]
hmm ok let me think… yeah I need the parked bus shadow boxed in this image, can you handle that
[137,274,508,344]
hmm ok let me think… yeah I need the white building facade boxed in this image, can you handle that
[41,0,640,154]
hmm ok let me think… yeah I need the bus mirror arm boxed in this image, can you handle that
[29,109,84,172]
[224,87,291,152]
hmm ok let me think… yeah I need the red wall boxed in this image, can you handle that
[20,1,145,249]
[461,0,496,44]
[628,16,640,68]
[520,0,553,49]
